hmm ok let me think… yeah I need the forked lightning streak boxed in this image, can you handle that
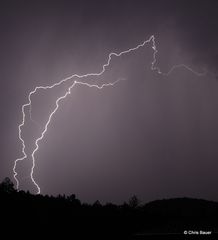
[13,35,206,194]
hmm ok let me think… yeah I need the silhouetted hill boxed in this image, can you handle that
[144,197,218,217]
[0,178,217,239]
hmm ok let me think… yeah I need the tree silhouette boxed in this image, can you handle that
[128,195,140,208]
[0,177,15,193]
[0,177,217,238]
[67,193,81,206]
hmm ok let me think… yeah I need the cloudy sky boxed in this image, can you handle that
[0,0,218,203]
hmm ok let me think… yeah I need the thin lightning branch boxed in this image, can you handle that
[30,79,124,194]
[13,35,206,194]
[150,37,206,76]
[13,104,28,189]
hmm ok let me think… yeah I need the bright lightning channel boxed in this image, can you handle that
[13,35,206,194]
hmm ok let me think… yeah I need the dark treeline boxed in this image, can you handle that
[0,177,218,239]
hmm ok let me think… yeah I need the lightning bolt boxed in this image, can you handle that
[13,35,206,194]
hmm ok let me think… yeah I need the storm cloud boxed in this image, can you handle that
[0,0,218,203]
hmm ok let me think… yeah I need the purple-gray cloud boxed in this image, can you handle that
[0,0,218,203]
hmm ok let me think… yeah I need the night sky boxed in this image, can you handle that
[1,0,218,204]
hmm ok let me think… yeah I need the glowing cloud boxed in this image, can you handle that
[13,35,206,194]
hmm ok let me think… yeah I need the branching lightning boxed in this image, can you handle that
[13,35,206,194]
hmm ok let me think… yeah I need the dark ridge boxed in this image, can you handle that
[0,177,217,239]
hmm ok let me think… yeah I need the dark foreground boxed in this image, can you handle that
[0,178,217,239]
